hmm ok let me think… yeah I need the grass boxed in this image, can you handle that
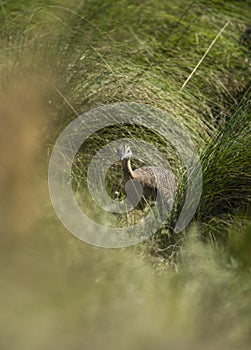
[0,0,251,349]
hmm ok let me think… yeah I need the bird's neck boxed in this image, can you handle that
[122,158,134,180]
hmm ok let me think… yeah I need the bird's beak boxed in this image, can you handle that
[117,151,124,160]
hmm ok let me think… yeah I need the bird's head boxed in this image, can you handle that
[117,144,132,160]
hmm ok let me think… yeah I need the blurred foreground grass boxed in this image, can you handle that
[0,0,251,349]
[1,221,251,350]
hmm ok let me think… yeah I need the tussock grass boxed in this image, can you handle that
[0,1,251,349]
[1,0,250,246]
[199,88,251,222]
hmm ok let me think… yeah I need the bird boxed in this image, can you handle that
[117,144,176,215]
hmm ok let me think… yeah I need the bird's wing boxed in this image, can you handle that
[133,166,176,194]
[132,166,157,188]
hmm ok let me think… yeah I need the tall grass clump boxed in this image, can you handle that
[1,1,251,349]
[1,0,250,243]
[198,87,251,230]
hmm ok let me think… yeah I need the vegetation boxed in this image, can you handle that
[0,1,250,349]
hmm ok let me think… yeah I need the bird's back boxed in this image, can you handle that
[133,165,176,197]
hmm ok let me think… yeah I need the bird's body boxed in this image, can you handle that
[117,144,176,213]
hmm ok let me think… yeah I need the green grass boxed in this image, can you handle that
[0,0,251,349]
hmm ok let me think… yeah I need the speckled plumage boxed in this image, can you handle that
[117,144,176,212]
